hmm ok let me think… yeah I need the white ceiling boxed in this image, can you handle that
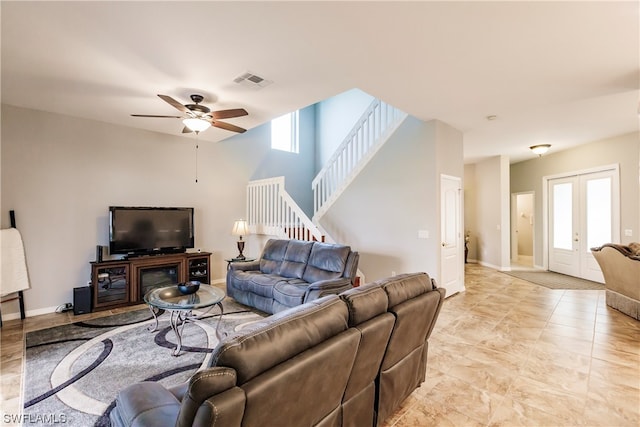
[2,1,638,164]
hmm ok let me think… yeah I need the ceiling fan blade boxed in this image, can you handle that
[182,126,193,134]
[210,108,249,120]
[158,94,189,113]
[211,120,247,133]
[131,114,182,118]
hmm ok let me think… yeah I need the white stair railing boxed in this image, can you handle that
[312,99,407,219]
[247,177,324,242]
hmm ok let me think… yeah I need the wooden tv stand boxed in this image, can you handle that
[90,251,211,311]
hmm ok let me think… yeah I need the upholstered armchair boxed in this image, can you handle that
[591,243,640,319]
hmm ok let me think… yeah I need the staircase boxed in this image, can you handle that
[312,99,407,221]
[247,177,324,242]
[247,98,407,244]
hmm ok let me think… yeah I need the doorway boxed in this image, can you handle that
[546,166,620,283]
[511,192,535,269]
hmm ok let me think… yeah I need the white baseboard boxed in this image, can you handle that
[477,261,502,271]
[1,304,60,321]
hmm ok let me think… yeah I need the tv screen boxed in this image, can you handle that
[109,206,194,255]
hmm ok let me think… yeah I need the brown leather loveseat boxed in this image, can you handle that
[109,272,445,427]
[592,242,640,319]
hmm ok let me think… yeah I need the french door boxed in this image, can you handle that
[548,168,619,282]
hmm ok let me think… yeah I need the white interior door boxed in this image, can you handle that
[548,168,618,282]
[440,175,464,296]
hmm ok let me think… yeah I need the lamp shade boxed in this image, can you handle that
[530,144,551,156]
[183,118,211,133]
[232,220,249,237]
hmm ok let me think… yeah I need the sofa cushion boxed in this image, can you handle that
[273,279,310,307]
[244,273,287,299]
[340,282,389,327]
[376,272,434,307]
[302,242,351,284]
[210,295,349,385]
[279,240,314,279]
[230,271,282,299]
[259,239,289,274]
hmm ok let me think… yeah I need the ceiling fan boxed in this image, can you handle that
[132,94,248,134]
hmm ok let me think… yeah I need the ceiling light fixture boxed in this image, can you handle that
[183,117,211,133]
[530,144,551,156]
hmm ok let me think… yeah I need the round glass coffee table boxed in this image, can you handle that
[144,284,226,356]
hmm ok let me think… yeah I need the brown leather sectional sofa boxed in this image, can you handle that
[110,272,446,427]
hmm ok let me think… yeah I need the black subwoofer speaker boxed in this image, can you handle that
[73,286,92,315]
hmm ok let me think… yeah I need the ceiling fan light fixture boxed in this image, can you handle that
[530,144,551,156]
[183,117,211,133]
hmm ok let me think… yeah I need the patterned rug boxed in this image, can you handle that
[23,298,266,426]
[502,270,604,290]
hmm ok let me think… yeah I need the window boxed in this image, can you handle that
[271,111,299,153]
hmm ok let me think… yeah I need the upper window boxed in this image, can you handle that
[271,111,299,153]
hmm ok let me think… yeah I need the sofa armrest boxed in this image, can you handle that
[304,278,353,302]
[176,367,239,427]
[344,251,360,284]
[592,243,640,261]
[111,382,181,427]
[229,260,261,272]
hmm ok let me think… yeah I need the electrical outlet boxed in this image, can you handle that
[64,302,73,311]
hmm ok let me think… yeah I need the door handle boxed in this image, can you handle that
[442,242,446,247]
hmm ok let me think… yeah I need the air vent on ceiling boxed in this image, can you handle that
[234,71,273,89]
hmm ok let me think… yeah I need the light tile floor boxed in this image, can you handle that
[384,264,640,427]
[1,264,638,426]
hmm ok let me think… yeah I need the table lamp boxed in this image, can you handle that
[231,219,249,260]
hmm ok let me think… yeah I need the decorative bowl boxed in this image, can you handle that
[177,281,200,295]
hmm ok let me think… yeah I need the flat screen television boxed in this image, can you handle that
[109,206,194,256]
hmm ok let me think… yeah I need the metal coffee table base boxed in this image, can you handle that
[147,302,224,356]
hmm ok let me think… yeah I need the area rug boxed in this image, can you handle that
[23,299,266,426]
[502,270,604,290]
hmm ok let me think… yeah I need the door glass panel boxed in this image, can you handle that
[586,177,611,250]
[553,183,572,250]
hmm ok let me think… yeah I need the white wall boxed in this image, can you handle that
[511,132,640,264]
[473,155,511,270]
[463,163,478,261]
[314,88,374,173]
[250,104,316,217]
[1,104,315,317]
[318,117,463,286]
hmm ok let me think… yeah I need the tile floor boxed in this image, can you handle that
[1,264,639,426]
